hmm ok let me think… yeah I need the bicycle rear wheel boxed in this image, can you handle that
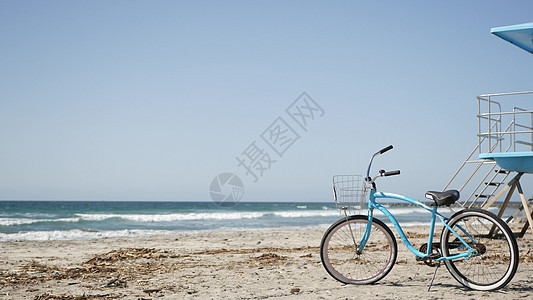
[320,215,397,284]
[440,208,519,291]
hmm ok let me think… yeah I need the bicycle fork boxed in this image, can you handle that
[343,211,374,255]
[341,210,363,254]
[354,209,374,254]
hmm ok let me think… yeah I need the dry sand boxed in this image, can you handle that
[0,227,532,299]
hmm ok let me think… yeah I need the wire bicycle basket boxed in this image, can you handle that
[333,175,368,215]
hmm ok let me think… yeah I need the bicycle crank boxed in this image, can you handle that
[417,243,441,267]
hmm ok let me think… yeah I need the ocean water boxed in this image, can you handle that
[0,201,507,242]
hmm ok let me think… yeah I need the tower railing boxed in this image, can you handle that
[477,91,533,154]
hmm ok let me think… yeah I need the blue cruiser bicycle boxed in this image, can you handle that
[320,146,519,291]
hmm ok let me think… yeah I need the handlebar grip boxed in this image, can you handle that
[383,170,400,177]
[379,145,393,154]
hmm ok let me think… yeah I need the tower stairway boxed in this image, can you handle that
[444,91,533,237]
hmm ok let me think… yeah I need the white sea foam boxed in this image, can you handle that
[73,209,427,222]
[273,210,341,218]
[75,212,266,222]
[0,217,80,226]
[0,207,437,227]
[74,210,347,222]
[0,229,174,242]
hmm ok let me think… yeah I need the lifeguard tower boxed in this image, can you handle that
[444,23,533,237]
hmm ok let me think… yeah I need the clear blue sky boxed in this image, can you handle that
[1,1,532,201]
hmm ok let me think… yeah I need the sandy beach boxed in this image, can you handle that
[1,227,532,299]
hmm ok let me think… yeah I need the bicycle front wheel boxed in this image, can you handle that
[320,215,397,285]
[440,208,519,291]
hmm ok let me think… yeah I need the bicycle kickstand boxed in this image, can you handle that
[428,261,441,292]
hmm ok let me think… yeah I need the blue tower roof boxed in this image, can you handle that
[491,22,533,54]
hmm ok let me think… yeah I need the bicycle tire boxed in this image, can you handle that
[320,215,397,284]
[440,208,519,291]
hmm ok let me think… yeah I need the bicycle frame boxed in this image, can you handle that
[358,189,478,262]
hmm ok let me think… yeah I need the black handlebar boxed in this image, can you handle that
[366,145,399,186]
[379,145,393,154]
[383,170,401,177]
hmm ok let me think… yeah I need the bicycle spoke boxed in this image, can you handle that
[441,209,518,291]
[320,216,397,284]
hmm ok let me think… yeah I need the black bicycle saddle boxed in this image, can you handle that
[425,190,460,207]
